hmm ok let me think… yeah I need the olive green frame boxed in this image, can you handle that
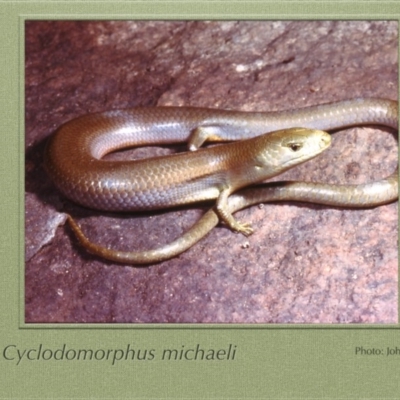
[1,1,399,398]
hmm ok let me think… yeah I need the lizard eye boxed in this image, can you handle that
[288,142,302,152]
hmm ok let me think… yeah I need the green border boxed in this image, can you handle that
[1,1,399,398]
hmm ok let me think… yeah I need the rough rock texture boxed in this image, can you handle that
[25,21,398,323]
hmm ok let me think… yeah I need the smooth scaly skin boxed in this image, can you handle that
[46,126,331,235]
[44,98,398,265]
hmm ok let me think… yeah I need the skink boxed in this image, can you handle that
[44,98,398,264]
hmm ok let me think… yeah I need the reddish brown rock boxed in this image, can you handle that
[25,21,397,323]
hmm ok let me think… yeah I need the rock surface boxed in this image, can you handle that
[25,21,398,323]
